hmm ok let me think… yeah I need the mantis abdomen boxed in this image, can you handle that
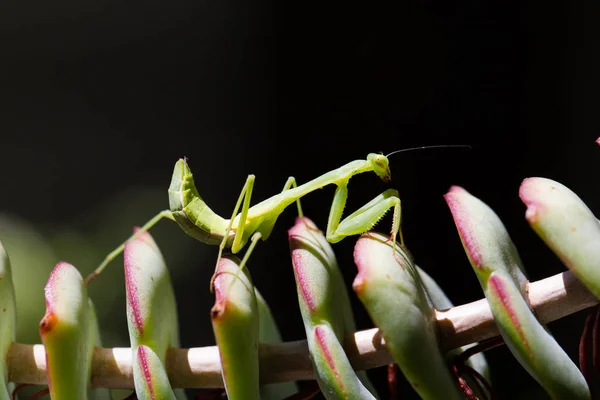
[168,159,231,246]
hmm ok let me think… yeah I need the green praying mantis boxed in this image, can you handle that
[85,145,468,287]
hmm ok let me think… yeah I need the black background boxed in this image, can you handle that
[1,1,600,399]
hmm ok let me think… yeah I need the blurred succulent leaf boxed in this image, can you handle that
[133,345,177,400]
[520,177,600,299]
[445,185,590,399]
[255,290,298,399]
[0,241,16,400]
[288,217,377,400]
[40,262,110,399]
[0,214,57,344]
[124,228,184,399]
[211,255,260,400]
[417,267,490,394]
[353,233,464,400]
[87,300,111,400]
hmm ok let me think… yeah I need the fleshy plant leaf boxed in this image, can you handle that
[211,255,260,400]
[519,177,600,299]
[0,241,15,400]
[255,290,299,399]
[288,217,377,400]
[445,185,590,399]
[133,345,177,400]
[352,233,464,400]
[124,228,184,399]
[417,267,491,397]
[40,262,110,399]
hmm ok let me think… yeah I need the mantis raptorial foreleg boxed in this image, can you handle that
[326,185,404,251]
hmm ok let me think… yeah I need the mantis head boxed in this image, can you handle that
[367,153,391,182]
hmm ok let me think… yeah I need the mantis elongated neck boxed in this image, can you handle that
[283,159,374,200]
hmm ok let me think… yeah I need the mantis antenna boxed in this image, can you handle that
[385,144,472,158]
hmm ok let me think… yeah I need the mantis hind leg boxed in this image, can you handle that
[326,186,404,261]
[212,174,256,290]
[281,176,303,217]
[85,209,175,285]
[214,176,304,292]
[223,231,263,293]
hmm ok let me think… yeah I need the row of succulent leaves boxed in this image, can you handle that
[0,172,598,398]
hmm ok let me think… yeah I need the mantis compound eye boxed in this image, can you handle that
[368,153,391,181]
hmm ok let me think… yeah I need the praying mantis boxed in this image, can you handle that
[86,146,466,287]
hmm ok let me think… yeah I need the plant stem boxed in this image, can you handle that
[6,270,597,389]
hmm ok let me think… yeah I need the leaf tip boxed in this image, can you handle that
[39,312,58,336]
[288,216,318,238]
[443,185,467,217]
[444,186,484,268]
[519,178,545,224]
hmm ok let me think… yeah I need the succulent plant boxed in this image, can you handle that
[1,140,600,399]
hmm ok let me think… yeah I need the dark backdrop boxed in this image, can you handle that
[1,1,599,399]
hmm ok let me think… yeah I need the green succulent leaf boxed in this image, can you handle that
[40,262,110,400]
[417,268,490,389]
[352,233,464,400]
[123,228,183,399]
[0,241,16,400]
[255,290,298,399]
[288,217,377,400]
[445,185,590,399]
[133,345,178,400]
[0,214,58,345]
[211,255,260,400]
[520,177,600,299]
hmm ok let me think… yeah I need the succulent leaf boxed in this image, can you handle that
[0,241,16,400]
[133,345,178,400]
[519,177,600,299]
[445,185,590,399]
[289,217,377,400]
[352,233,464,400]
[0,214,58,345]
[40,262,110,400]
[211,255,260,400]
[123,228,183,399]
[417,268,490,388]
[255,290,299,399]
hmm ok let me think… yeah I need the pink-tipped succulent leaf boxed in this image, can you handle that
[211,255,260,400]
[353,232,465,400]
[40,262,109,400]
[520,177,600,299]
[445,186,591,399]
[289,217,377,399]
[123,228,182,399]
